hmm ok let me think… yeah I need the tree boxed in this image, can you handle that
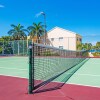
[8,24,28,40]
[0,38,3,54]
[27,22,44,43]
[96,42,100,49]
[0,36,13,54]
[77,43,93,51]
[83,43,92,50]
[77,43,84,50]
[1,36,12,41]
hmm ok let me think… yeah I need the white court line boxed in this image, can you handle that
[0,74,27,79]
[0,67,100,77]
[0,74,100,89]
[67,83,100,88]
[0,60,28,62]
[0,60,29,64]
[61,72,100,77]
[0,67,27,71]
[74,73,100,77]
[87,63,100,64]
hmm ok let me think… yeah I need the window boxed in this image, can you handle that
[59,37,63,41]
[80,38,82,42]
[59,46,63,49]
[77,38,82,42]
[51,38,54,41]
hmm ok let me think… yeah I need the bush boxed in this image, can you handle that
[0,47,2,54]
[92,52,100,57]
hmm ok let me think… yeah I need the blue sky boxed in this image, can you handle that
[0,0,100,44]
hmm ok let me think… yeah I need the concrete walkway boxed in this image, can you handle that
[89,52,94,57]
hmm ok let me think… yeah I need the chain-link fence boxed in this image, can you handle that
[0,36,99,56]
[0,40,32,56]
[34,36,100,57]
[32,37,82,51]
[82,35,100,57]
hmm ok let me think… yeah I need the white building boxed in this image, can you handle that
[46,27,82,50]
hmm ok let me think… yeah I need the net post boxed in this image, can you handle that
[28,44,33,94]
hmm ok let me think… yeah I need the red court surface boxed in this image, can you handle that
[0,75,100,100]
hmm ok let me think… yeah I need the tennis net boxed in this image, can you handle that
[28,43,88,94]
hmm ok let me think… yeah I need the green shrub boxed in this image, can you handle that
[92,52,100,57]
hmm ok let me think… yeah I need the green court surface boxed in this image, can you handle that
[0,57,100,88]
[67,58,100,87]
[0,57,28,78]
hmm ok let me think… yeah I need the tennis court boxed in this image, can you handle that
[0,56,100,100]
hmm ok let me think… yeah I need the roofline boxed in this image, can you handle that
[76,34,82,37]
[47,26,81,36]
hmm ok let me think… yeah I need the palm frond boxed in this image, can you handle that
[8,29,15,35]
[20,26,24,29]
[11,24,16,28]
[27,26,34,30]
[22,29,29,33]
[38,22,42,26]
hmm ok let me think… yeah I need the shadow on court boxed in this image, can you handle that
[32,59,89,94]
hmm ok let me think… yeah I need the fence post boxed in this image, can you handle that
[18,40,19,55]
[12,41,14,55]
[23,40,24,55]
[28,44,33,94]
[2,41,4,55]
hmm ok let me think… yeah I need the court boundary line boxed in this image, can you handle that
[86,62,100,64]
[67,83,100,88]
[0,74,27,79]
[1,66,100,77]
[0,74,100,89]
[56,72,100,77]
[74,73,100,77]
[0,67,27,71]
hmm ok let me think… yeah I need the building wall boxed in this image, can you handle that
[46,27,78,50]
[27,27,82,51]
[76,34,82,45]
[76,34,82,50]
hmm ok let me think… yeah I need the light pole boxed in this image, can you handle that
[40,12,46,45]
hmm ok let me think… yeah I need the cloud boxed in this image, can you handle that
[82,34,100,37]
[0,4,4,8]
[89,34,99,36]
[35,12,45,17]
[91,41,97,45]
[35,12,41,17]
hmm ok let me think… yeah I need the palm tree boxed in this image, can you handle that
[27,22,44,43]
[8,24,28,40]
[77,43,93,51]
[77,43,85,50]
[77,43,82,50]
[96,42,100,50]
[1,36,12,41]
[84,43,92,50]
